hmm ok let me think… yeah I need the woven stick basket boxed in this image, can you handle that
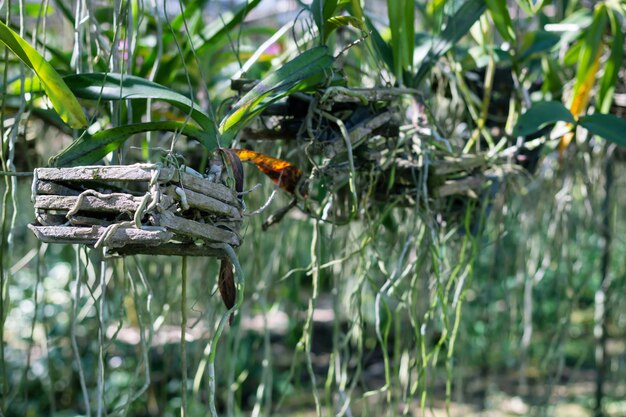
[28,164,243,258]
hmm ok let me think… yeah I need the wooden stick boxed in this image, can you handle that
[313,111,394,155]
[323,87,422,103]
[436,176,484,198]
[431,155,487,176]
[164,186,241,219]
[68,216,118,227]
[36,166,240,207]
[36,181,82,196]
[28,224,173,247]
[35,194,141,213]
[36,213,68,226]
[160,168,238,206]
[36,165,158,182]
[109,243,227,257]
[153,211,241,247]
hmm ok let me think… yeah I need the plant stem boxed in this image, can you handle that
[595,146,614,417]
[181,256,188,417]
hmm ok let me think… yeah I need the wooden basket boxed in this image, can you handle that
[28,164,243,257]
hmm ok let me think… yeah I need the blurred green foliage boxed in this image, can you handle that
[1,0,626,416]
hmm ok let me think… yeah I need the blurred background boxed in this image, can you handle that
[1,0,626,416]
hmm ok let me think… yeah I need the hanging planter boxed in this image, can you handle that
[231,83,519,226]
[28,163,243,258]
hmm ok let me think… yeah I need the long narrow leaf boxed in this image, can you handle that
[219,47,333,143]
[365,16,395,74]
[486,0,516,43]
[513,101,575,137]
[51,121,217,167]
[170,0,206,32]
[388,0,402,81]
[0,20,87,128]
[560,4,608,154]
[323,16,364,42]
[311,0,339,39]
[561,38,603,154]
[597,10,623,113]
[413,0,487,86]
[387,0,415,82]
[517,31,560,62]
[403,0,415,75]
[575,4,608,92]
[63,73,215,135]
[350,0,363,20]
[579,114,626,148]
[426,0,449,27]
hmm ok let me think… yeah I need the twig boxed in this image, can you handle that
[0,171,34,176]
[233,21,294,79]
[303,220,322,416]
[181,256,188,417]
[245,186,279,216]
[262,198,297,230]
[96,256,106,417]
[192,244,245,417]
[72,246,92,417]
[318,110,358,217]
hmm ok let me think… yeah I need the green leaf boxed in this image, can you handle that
[323,0,339,20]
[5,75,43,94]
[597,10,623,113]
[365,16,394,74]
[219,47,333,144]
[386,0,415,83]
[323,15,364,41]
[513,101,575,137]
[517,31,560,62]
[563,39,583,66]
[312,0,339,39]
[350,0,363,20]
[486,0,516,43]
[388,0,403,80]
[50,121,217,167]
[579,114,626,147]
[426,0,449,22]
[403,0,415,70]
[0,20,87,128]
[170,0,205,32]
[63,73,215,134]
[575,4,608,91]
[413,0,487,86]
[431,0,487,58]
[540,56,563,95]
